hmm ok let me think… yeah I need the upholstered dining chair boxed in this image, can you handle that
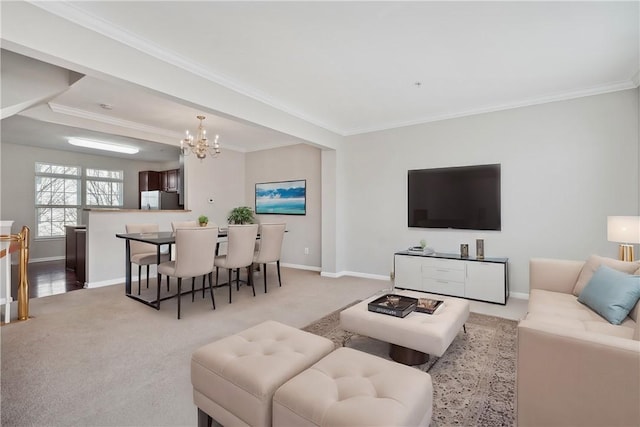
[253,223,286,293]
[157,226,218,319]
[214,224,259,304]
[171,220,198,231]
[125,223,170,295]
[171,220,210,299]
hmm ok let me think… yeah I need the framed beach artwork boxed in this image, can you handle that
[255,179,306,215]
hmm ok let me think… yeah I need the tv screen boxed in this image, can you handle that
[408,164,501,231]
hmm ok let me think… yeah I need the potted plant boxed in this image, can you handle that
[227,206,255,224]
[198,215,208,227]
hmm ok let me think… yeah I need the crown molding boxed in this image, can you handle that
[47,102,247,153]
[48,102,183,139]
[342,79,639,136]
[49,102,184,140]
[28,1,640,140]
[28,1,343,136]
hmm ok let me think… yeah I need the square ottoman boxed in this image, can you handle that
[191,320,335,427]
[273,347,433,427]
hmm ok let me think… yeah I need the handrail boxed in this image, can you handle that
[0,226,30,321]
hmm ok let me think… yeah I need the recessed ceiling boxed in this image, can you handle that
[1,1,638,161]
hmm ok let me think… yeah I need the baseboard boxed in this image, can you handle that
[509,291,529,300]
[343,271,389,281]
[85,278,125,289]
[320,271,343,278]
[320,270,389,281]
[13,256,66,265]
[280,263,321,272]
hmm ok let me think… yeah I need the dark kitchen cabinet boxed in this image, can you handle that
[139,171,162,192]
[162,169,179,192]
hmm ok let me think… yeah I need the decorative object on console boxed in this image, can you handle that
[476,239,484,259]
[198,215,208,227]
[181,115,221,160]
[227,206,255,224]
[607,216,640,261]
[408,246,434,255]
[460,244,469,258]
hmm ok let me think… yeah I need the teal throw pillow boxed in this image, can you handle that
[578,265,640,325]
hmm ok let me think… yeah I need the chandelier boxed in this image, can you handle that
[180,115,221,160]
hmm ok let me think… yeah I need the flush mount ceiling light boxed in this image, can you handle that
[68,138,139,154]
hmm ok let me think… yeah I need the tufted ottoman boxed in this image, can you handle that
[273,347,433,427]
[191,320,334,427]
[340,289,469,365]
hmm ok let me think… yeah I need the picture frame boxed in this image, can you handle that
[255,179,306,215]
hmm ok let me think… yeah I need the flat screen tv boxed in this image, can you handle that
[408,164,501,231]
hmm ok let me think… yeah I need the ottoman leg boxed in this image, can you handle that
[389,344,429,366]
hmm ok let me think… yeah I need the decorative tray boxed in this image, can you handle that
[368,294,418,318]
[415,298,444,314]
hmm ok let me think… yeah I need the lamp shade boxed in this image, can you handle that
[607,216,640,244]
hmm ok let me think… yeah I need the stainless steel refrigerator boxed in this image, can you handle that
[140,190,180,210]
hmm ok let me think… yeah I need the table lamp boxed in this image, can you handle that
[607,216,640,261]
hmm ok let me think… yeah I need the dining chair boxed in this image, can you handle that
[172,220,211,299]
[214,224,259,304]
[125,223,170,295]
[157,226,218,319]
[171,220,198,231]
[253,223,286,293]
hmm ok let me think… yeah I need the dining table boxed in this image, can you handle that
[115,229,231,309]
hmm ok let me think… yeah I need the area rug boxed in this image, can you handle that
[302,304,517,427]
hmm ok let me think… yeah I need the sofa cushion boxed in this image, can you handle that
[526,289,636,339]
[572,255,640,296]
[577,266,640,325]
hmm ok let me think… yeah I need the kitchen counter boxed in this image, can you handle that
[84,209,196,287]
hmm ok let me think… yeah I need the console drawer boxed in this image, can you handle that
[422,265,465,283]
[423,277,465,297]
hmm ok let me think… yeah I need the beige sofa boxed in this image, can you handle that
[517,256,640,427]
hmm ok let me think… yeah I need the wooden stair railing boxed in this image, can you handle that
[0,226,31,321]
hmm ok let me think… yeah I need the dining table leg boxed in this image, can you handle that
[124,239,132,294]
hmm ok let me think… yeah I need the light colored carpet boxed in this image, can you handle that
[303,306,517,426]
[1,268,388,426]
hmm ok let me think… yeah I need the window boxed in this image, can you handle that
[34,164,124,238]
[85,168,124,207]
[35,163,81,238]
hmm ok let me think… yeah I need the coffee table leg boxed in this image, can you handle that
[389,344,429,366]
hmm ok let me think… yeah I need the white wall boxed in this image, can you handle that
[0,142,177,261]
[338,89,639,295]
[183,148,245,227]
[245,144,322,269]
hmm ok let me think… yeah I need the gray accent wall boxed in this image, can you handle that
[245,144,322,269]
[337,89,639,295]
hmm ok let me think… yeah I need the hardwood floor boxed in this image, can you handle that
[11,260,83,299]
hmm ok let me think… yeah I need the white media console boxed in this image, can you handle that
[394,251,509,305]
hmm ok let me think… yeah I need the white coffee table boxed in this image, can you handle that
[340,289,470,365]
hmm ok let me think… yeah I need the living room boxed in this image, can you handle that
[1,2,638,426]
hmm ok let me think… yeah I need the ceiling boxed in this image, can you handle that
[1,1,638,162]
